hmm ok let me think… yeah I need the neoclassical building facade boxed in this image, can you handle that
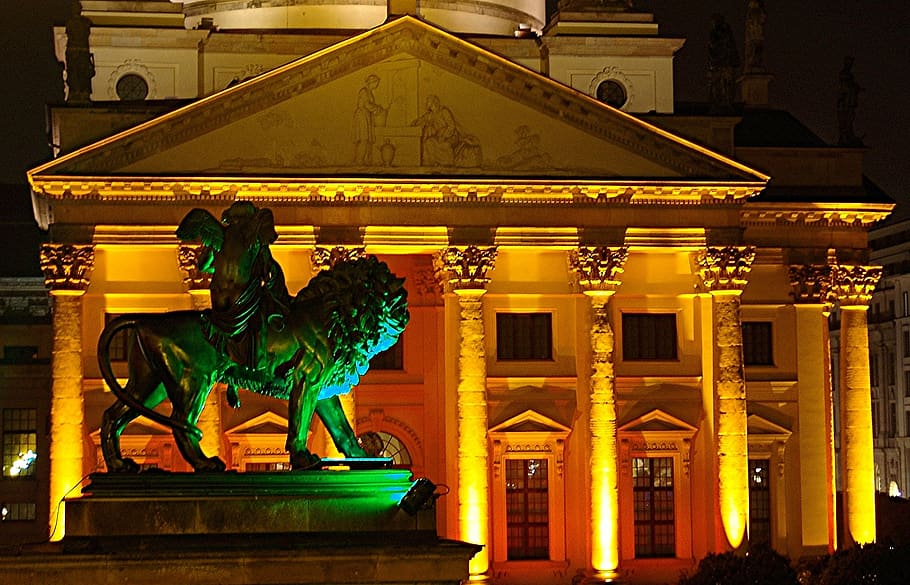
[18,2,892,583]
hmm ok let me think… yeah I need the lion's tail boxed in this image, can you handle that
[97,316,202,440]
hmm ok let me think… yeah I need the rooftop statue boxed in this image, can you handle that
[98,202,409,472]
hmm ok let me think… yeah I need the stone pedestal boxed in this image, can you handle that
[0,470,479,585]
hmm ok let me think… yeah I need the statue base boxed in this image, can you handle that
[0,470,479,585]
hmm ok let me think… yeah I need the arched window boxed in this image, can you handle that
[364,431,411,467]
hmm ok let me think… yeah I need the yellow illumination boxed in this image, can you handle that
[839,306,876,545]
[49,292,87,541]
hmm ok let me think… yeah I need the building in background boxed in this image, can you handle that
[12,1,894,583]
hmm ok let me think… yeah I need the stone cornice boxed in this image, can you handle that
[741,203,893,228]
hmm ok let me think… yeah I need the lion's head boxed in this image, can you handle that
[293,256,409,399]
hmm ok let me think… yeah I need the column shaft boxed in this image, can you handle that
[839,306,876,545]
[48,293,86,541]
[713,292,748,550]
[588,294,619,580]
[455,291,490,579]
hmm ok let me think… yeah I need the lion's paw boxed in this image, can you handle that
[195,456,226,473]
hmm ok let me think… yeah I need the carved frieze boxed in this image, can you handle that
[696,246,756,292]
[569,246,628,293]
[310,246,366,271]
[829,264,882,307]
[39,244,95,292]
[434,246,497,292]
[178,244,213,291]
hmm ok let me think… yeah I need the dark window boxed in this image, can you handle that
[904,330,910,358]
[596,79,628,108]
[2,409,37,478]
[870,354,880,387]
[749,459,771,545]
[622,314,677,361]
[889,403,897,438]
[506,458,549,560]
[496,313,553,361]
[244,462,292,472]
[633,457,675,557]
[1,502,36,522]
[1,346,38,364]
[105,314,128,362]
[369,337,404,370]
[872,399,880,438]
[116,73,149,101]
[887,352,896,385]
[742,322,774,366]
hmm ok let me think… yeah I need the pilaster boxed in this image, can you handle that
[696,246,755,550]
[39,243,94,541]
[831,264,881,546]
[569,246,627,583]
[788,264,837,553]
[436,245,497,582]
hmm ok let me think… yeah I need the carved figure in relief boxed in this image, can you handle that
[97,203,409,472]
[352,74,385,165]
[411,95,482,167]
[494,125,551,170]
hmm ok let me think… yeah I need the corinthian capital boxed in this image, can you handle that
[178,244,213,291]
[788,264,833,305]
[696,246,756,292]
[569,246,628,293]
[311,246,366,272]
[829,264,882,307]
[40,244,95,292]
[434,246,498,292]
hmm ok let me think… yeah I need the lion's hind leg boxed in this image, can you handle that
[166,374,225,473]
[101,373,166,473]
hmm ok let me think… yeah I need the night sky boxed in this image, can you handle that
[1,1,907,273]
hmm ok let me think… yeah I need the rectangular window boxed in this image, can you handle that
[742,322,773,366]
[1,502,36,522]
[870,354,880,387]
[872,400,880,438]
[904,330,910,358]
[749,459,772,545]
[506,458,549,560]
[369,337,404,371]
[887,352,896,386]
[106,313,128,362]
[1,346,38,364]
[905,411,910,438]
[2,409,37,478]
[244,462,292,472]
[632,457,675,558]
[904,291,909,317]
[496,313,553,361]
[622,314,678,361]
[890,404,898,438]
[905,371,910,397]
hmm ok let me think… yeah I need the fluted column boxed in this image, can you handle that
[570,246,627,583]
[178,244,223,460]
[437,245,497,582]
[40,243,94,541]
[312,246,366,457]
[789,264,837,552]
[697,246,755,550]
[831,264,881,546]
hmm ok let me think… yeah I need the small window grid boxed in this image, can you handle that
[1,502,36,522]
[244,462,292,472]
[622,314,678,361]
[742,322,773,366]
[106,314,129,362]
[632,457,675,558]
[2,409,37,478]
[748,459,771,544]
[506,458,549,560]
[366,431,412,467]
[496,313,553,361]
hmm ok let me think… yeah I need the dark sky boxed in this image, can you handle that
[1,1,908,208]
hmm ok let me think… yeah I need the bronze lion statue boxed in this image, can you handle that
[98,204,409,472]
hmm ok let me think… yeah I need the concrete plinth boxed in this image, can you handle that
[0,470,479,585]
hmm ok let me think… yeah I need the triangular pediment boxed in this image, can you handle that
[225,411,289,435]
[489,409,572,434]
[618,409,697,433]
[31,17,765,184]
